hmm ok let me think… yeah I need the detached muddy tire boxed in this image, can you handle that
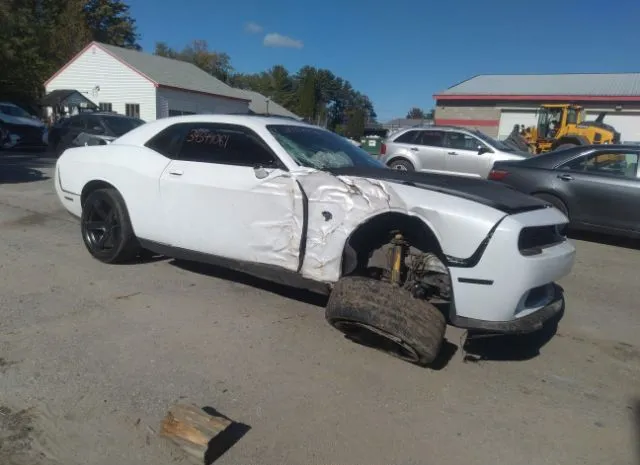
[325,276,446,366]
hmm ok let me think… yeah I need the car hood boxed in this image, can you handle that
[327,166,549,215]
[0,114,45,128]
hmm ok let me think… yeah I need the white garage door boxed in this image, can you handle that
[585,112,640,144]
[498,110,538,140]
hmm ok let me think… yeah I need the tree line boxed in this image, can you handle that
[0,0,376,138]
[406,107,435,120]
[154,40,376,138]
[0,0,139,108]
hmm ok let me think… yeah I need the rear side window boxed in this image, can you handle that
[145,124,189,158]
[84,115,103,131]
[393,130,420,144]
[417,130,444,147]
[560,151,639,178]
[68,116,85,128]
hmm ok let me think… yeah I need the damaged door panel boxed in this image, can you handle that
[160,161,304,271]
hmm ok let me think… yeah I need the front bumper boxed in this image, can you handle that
[446,207,575,334]
[2,122,47,147]
[450,283,564,334]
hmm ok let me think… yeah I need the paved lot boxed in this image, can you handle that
[1,152,639,465]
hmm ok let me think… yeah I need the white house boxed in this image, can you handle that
[44,41,252,122]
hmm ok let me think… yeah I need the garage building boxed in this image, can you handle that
[45,41,251,121]
[433,73,640,143]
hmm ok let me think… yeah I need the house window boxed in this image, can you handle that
[99,102,112,112]
[169,109,196,117]
[125,103,140,118]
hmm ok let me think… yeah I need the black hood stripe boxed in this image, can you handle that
[327,167,549,215]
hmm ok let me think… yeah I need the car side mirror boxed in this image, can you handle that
[253,165,270,179]
[478,146,492,155]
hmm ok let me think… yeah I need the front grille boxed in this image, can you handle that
[518,225,566,256]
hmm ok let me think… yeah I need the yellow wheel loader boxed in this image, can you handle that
[522,104,621,154]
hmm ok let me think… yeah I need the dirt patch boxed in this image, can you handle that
[0,212,49,228]
[0,358,17,373]
[557,332,640,364]
[0,406,54,465]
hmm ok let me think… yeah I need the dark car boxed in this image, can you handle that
[0,102,47,149]
[48,112,144,155]
[488,144,640,238]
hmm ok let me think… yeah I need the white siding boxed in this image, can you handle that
[497,110,538,140]
[156,87,249,119]
[45,44,157,122]
[586,111,640,144]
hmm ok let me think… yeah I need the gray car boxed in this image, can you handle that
[489,144,640,239]
[379,125,530,178]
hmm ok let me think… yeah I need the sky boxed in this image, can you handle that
[127,0,640,122]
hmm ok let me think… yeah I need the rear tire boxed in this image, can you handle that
[388,158,415,171]
[534,193,569,218]
[81,188,141,264]
[325,276,446,366]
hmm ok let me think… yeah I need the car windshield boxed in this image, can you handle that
[0,104,31,118]
[102,116,144,136]
[470,129,515,152]
[267,124,384,170]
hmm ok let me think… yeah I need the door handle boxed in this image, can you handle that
[447,151,458,155]
[168,169,183,176]
[557,173,573,181]
[410,147,419,151]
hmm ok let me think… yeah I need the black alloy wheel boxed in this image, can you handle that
[83,196,120,253]
[81,188,140,263]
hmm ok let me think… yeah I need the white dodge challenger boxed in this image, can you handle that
[54,114,576,366]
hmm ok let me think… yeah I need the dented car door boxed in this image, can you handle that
[159,123,304,271]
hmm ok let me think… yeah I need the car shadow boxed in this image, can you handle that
[460,302,565,363]
[0,151,54,184]
[569,229,640,251]
[168,259,329,307]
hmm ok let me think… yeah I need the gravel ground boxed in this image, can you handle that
[0,152,639,465]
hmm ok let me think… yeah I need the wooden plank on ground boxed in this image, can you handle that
[159,403,233,462]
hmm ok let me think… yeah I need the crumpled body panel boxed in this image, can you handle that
[245,173,304,270]
[295,170,406,282]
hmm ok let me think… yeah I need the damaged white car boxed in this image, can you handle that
[54,115,576,366]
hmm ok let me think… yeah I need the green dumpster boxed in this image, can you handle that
[360,136,383,156]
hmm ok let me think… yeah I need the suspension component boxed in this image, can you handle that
[389,232,408,286]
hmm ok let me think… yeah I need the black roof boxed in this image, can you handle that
[41,89,98,108]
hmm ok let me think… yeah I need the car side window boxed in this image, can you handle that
[416,130,444,147]
[176,124,279,167]
[444,132,485,151]
[84,116,103,131]
[145,124,190,158]
[68,116,84,128]
[560,151,640,179]
[393,130,420,144]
